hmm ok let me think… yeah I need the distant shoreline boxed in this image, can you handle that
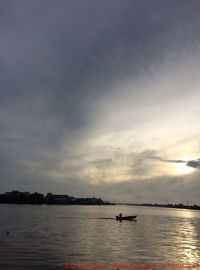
[0,191,115,206]
[118,203,200,210]
[0,201,199,210]
[1,191,199,209]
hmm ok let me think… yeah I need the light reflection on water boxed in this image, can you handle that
[0,204,200,269]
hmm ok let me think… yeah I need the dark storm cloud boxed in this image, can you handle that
[129,150,200,168]
[140,151,186,164]
[147,155,200,169]
[187,159,200,168]
[148,156,186,164]
[127,150,186,170]
[1,0,200,193]
[150,155,200,169]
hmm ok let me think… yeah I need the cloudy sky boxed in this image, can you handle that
[1,0,200,204]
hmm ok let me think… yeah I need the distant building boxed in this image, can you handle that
[45,193,75,204]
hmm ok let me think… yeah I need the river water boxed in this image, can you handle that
[0,204,200,269]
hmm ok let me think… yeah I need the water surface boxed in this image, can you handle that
[0,204,200,269]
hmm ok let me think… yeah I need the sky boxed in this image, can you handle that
[1,0,200,204]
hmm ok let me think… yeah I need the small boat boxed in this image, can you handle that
[116,215,137,221]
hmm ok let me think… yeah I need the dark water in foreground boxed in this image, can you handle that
[0,204,200,269]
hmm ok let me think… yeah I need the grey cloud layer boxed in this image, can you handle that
[1,1,200,200]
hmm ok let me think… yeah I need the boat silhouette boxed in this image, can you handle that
[116,215,137,221]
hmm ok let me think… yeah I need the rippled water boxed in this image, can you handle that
[0,204,200,269]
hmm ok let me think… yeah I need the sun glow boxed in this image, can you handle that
[174,156,195,175]
[175,163,194,174]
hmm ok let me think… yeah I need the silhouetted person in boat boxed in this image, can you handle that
[119,213,122,219]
